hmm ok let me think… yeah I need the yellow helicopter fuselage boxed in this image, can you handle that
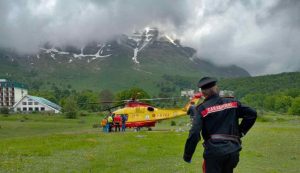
[111,93,203,128]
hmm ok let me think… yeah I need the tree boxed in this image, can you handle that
[263,95,276,110]
[274,95,292,113]
[284,89,300,98]
[288,97,300,116]
[115,88,150,103]
[77,90,99,111]
[241,93,265,109]
[63,96,78,119]
[99,89,114,110]
[0,107,9,115]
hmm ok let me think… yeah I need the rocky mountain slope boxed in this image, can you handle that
[0,27,250,94]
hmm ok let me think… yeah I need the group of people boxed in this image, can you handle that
[101,113,128,132]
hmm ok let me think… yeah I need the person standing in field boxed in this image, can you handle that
[107,114,113,132]
[183,77,257,173]
[101,117,108,132]
[114,114,122,132]
[121,114,127,132]
[187,101,197,123]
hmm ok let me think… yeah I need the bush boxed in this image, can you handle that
[63,96,78,119]
[20,115,29,122]
[171,120,176,126]
[79,111,88,117]
[0,107,10,115]
[288,97,300,116]
[65,111,77,119]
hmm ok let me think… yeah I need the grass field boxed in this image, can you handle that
[0,113,299,173]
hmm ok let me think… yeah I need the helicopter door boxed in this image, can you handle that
[135,107,142,113]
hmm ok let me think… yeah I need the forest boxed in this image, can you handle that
[220,72,300,115]
[5,72,297,117]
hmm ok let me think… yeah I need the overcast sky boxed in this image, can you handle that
[0,0,299,75]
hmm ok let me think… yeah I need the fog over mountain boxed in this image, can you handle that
[0,0,299,75]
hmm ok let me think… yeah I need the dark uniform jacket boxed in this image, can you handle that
[183,94,257,161]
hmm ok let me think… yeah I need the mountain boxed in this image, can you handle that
[0,27,250,95]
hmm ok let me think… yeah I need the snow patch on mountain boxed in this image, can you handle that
[50,54,56,60]
[132,48,139,64]
[164,35,177,46]
[36,27,191,65]
[128,27,159,64]
[73,45,112,60]
[40,48,69,55]
[39,44,112,63]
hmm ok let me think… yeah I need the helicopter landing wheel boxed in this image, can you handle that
[147,127,152,131]
[135,127,141,132]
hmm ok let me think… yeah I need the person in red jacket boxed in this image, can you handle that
[114,114,122,132]
[183,77,257,173]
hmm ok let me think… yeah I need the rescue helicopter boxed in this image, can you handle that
[103,92,204,130]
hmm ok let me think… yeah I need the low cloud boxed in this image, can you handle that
[0,0,299,75]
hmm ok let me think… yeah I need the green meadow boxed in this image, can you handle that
[0,114,299,173]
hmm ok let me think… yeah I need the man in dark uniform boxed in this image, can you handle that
[183,77,257,173]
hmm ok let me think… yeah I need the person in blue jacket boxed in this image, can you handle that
[121,114,127,132]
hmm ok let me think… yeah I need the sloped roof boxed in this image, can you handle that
[27,95,61,111]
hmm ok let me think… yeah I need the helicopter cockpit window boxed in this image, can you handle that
[147,107,154,112]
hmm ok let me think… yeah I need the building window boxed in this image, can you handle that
[28,107,33,111]
[17,108,21,111]
[34,102,38,105]
[41,107,45,111]
[35,107,39,111]
[28,102,33,105]
[22,102,27,105]
[23,107,27,111]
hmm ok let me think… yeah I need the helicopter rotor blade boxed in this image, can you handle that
[78,96,183,107]
[135,97,182,101]
[100,103,126,112]
[77,101,123,105]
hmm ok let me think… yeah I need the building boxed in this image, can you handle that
[219,90,235,97]
[14,95,61,113]
[181,89,195,97]
[0,79,28,108]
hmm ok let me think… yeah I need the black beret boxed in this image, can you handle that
[198,77,217,89]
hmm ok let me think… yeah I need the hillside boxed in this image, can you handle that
[219,72,300,98]
[0,28,250,95]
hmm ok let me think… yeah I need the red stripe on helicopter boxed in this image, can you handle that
[201,102,238,117]
[125,121,156,128]
[126,102,150,107]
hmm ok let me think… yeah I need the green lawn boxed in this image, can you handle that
[0,114,299,173]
